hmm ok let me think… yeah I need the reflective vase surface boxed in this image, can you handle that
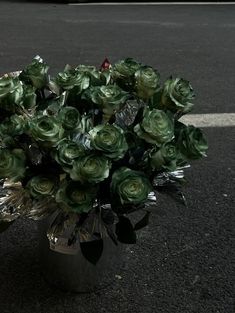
[38,215,124,293]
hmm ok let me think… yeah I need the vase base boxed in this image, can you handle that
[38,213,125,293]
[39,247,124,293]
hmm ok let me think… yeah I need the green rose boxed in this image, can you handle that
[54,66,94,92]
[74,64,100,88]
[29,115,64,147]
[134,66,160,100]
[54,70,82,91]
[134,107,174,145]
[19,56,49,89]
[0,76,23,111]
[89,124,128,160]
[177,124,208,159]
[70,154,111,183]
[54,65,100,93]
[58,106,81,130]
[0,135,16,148]
[161,77,195,113]
[0,149,26,181]
[149,143,178,171]
[27,175,58,198]
[113,58,141,79]
[111,167,152,205]
[56,180,97,213]
[112,58,141,90]
[53,139,86,170]
[86,85,129,119]
[0,114,26,137]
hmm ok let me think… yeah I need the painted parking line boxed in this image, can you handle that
[69,2,235,6]
[179,113,235,128]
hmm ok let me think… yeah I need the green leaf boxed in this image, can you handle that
[149,90,163,110]
[80,237,104,265]
[58,91,68,107]
[48,80,60,96]
[134,211,150,231]
[116,216,136,244]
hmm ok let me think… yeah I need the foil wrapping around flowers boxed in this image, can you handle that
[147,191,157,202]
[153,165,190,186]
[153,166,190,206]
[78,210,106,243]
[72,132,91,150]
[25,197,58,221]
[0,180,31,222]
[46,204,108,255]
[2,71,21,78]
[115,100,143,128]
[47,211,80,255]
[0,179,57,222]
[138,191,157,210]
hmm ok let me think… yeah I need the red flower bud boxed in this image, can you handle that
[100,58,111,70]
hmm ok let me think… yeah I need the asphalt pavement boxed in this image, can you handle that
[0,2,234,313]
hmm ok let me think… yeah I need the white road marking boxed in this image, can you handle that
[179,113,235,128]
[69,2,235,6]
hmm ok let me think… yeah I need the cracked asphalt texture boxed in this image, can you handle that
[0,2,234,313]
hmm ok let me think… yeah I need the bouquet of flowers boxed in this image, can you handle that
[0,56,207,264]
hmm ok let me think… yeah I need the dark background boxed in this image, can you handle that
[0,2,234,313]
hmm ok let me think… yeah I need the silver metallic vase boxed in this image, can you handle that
[38,215,124,293]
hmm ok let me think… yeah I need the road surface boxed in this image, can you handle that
[0,2,234,313]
